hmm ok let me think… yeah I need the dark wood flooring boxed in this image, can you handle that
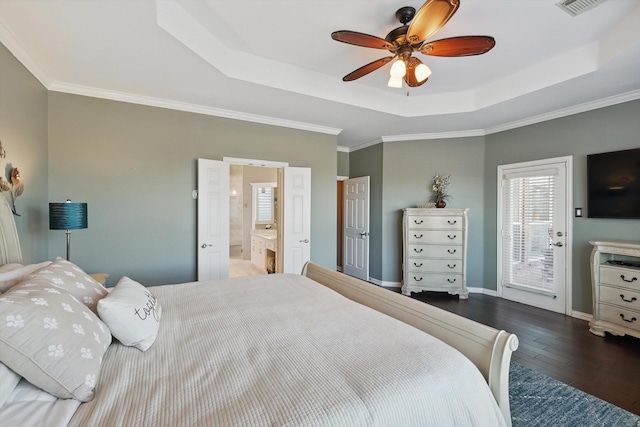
[398,291,640,415]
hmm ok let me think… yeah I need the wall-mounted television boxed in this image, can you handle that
[587,148,640,219]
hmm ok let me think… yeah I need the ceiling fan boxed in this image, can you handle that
[331,0,495,88]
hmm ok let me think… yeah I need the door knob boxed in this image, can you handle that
[552,242,563,247]
[300,239,309,243]
[201,243,212,248]
[359,231,369,237]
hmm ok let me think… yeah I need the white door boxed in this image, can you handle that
[343,176,370,281]
[497,156,572,314]
[281,167,311,274]
[197,159,229,280]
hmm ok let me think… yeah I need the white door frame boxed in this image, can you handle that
[496,156,573,315]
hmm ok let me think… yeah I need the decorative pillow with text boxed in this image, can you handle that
[97,277,161,352]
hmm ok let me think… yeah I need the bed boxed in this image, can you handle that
[0,196,518,426]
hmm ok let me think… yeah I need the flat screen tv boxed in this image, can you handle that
[587,148,640,219]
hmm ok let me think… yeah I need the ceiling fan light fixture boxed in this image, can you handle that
[415,63,432,82]
[389,59,406,78]
[388,75,404,88]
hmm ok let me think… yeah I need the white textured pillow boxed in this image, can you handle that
[0,278,112,401]
[97,277,161,351]
[0,262,51,292]
[28,259,107,313]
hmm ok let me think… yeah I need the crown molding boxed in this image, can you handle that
[48,81,343,136]
[382,129,487,142]
[0,18,52,87]
[485,90,640,135]
[337,146,349,153]
[349,138,384,153]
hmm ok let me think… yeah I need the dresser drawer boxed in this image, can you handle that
[406,258,462,273]
[406,272,463,289]
[406,244,461,258]
[406,215,463,230]
[407,230,463,244]
[599,266,640,291]
[599,303,640,333]
[600,285,640,310]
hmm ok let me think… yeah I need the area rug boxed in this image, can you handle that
[509,362,640,427]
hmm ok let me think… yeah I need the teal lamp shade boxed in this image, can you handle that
[49,201,88,260]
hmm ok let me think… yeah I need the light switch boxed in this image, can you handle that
[575,208,583,217]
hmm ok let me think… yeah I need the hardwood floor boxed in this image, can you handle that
[400,291,640,415]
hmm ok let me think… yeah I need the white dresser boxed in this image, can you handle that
[589,241,640,339]
[402,208,469,298]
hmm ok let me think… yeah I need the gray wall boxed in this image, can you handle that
[381,137,486,285]
[484,99,640,313]
[0,43,49,263]
[48,92,337,286]
[337,151,349,177]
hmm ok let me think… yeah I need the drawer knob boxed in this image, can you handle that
[414,220,423,224]
[447,264,456,269]
[620,275,638,283]
[414,262,423,267]
[414,234,423,239]
[620,294,638,303]
[448,220,457,225]
[414,248,423,253]
[447,278,456,283]
[447,249,457,254]
[414,276,423,282]
[447,235,456,239]
[620,313,637,323]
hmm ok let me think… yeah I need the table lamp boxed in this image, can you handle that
[49,199,87,260]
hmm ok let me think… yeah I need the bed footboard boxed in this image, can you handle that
[302,262,519,426]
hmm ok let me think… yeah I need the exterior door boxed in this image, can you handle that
[497,156,572,314]
[280,167,311,274]
[343,176,370,281]
[197,159,229,280]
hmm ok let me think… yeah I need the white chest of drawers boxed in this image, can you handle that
[589,241,640,339]
[402,208,469,299]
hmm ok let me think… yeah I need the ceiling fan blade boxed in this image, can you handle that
[406,0,460,45]
[420,36,496,57]
[331,31,395,50]
[342,56,394,81]
[404,57,429,87]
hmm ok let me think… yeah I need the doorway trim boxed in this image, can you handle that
[223,157,289,168]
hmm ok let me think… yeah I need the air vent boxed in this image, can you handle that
[556,0,608,16]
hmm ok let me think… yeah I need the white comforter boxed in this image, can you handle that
[70,273,506,426]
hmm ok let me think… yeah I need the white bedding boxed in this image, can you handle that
[69,273,506,426]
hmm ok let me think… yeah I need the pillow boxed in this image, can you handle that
[0,263,24,273]
[97,277,161,351]
[28,259,108,313]
[0,262,51,293]
[0,277,112,401]
[0,362,21,407]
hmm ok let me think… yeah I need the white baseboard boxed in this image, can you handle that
[571,310,592,322]
[368,277,401,288]
[467,287,497,297]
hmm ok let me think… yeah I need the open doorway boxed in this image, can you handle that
[229,164,278,278]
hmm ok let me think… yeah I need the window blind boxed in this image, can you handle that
[501,173,556,295]
[257,188,273,222]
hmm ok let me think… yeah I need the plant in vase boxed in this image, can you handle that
[430,173,451,208]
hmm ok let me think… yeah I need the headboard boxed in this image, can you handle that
[0,195,22,265]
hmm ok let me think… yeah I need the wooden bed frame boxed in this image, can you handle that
[0,196,517,425]
[303,262,519,426]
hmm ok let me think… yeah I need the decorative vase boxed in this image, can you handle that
[435,200,446,208]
